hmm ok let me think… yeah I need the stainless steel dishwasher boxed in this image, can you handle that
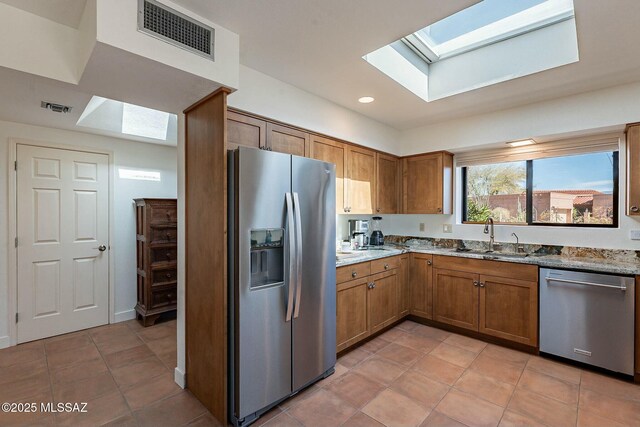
[539,268,635,375]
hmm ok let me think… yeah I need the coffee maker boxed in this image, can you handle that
[348,220,369,249]
[369,216,384,246]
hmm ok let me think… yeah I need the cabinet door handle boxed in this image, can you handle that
[479,282,485,288]
[631,206,639,213]
[473,280,479,287]
[166,252,172,259]
[166,273,172,278]
[351,271,357,278]
[377,208,381,212]
[427,260,432,265]
[384,264,389,270]
[437,207,442,213]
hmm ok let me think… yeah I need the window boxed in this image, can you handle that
[462,151,618,227]
[403,0,574,63]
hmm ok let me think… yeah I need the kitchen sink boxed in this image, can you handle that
[454,248,529,259]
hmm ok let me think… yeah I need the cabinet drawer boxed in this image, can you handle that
[150,226,177,244]
[371,256,399,274]
[152,268,178,286]
[150,286,177,309]
[337,262,371,284]
[150,207,178,224]
[151,246,178,264]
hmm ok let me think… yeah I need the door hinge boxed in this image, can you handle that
[14,161,17,171]
[14,237,18,248]
[15,313,18,323]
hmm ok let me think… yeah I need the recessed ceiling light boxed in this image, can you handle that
[507,139,536,147]
[358,96,375,104]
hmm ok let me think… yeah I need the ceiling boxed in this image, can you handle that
[0,0,87,28]
[172,0,640,130]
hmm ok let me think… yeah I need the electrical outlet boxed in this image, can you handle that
[630,230,640,240]
[443,224,453,233]
[419,223,425,232]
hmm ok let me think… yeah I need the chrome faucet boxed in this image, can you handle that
[483,217,495,252]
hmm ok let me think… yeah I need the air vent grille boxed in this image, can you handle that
[138,0,214,60]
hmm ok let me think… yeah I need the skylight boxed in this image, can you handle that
[122,103,170,140]
[403,0,574,63]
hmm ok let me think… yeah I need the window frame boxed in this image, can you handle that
[461,151,619,228]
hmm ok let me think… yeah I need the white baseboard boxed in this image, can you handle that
[0,336,10,349]
[114,309,136,323]
[174,367,186,389]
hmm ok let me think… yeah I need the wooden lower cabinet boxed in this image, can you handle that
[433,268,479,331]
[337,278,370,352]
[368,270,398,334]
[397,255,410,317]
[478,275,538,346]
[410,253,433,319]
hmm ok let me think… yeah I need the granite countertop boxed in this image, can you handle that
[336,244,640,276]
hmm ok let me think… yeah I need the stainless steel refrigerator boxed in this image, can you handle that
[228,147,336,427]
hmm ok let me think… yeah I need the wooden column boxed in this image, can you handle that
[184,87,231,423]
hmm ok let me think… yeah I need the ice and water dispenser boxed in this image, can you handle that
[250,229,284,288]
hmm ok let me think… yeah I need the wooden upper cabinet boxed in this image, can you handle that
[227,110,266,150]
[626,124,640,215]
[266,122,310,157]
[376,153,400,214]
[368,270,398,334]
[432,268,479,331]
[402,152,453,214]
[478,275,538,346]
[311,135,347,213]
[410,253,433,319]
[347,146,376,214]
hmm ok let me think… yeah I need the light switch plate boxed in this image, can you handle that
[419,223,425,232]
[630,230,640,240]
[443,224,453,233]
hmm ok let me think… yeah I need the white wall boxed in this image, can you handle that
[228,65,402,155]
[0,120,177,348]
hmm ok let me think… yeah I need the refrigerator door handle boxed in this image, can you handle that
[293,192,303,319]
[285,192,296,322]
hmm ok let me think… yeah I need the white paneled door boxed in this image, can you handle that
[16,144,109,343]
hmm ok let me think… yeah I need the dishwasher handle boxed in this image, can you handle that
[545,276,627,291]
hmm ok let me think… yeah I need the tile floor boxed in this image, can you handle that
[1,319,639,427]
[256,320,640,427]
[0,318,220,427]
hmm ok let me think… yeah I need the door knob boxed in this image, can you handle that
[631,206,639,213]
[95,245,107,252]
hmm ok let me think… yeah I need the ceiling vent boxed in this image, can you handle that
[41,101,72,114]
[137,0,215,61]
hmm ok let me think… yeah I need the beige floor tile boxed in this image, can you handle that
[122,371,183,411]
[52,371,118,403]
[145,336,177,356]
[517,368,579,406]
[96,333,144,356]
[468,353,524,385]
[315,363,348,388]
[0,371,51,402]
[362,388,429,427]
[0,341,45,368]
[137,323,176,342]
[480,344,530,367]
[381,328,412,342]
[279,384,320,410]
[253,407,282,426]
[579,387,640,426]
[508,389,577,427]
[124,319,146,332]
[498,410,547,427]
[525,356,581,385]
[157,349,177,370]
[263,412,302,427]
[44,333,93,354]
[134,390,207,427]
[343,411,386,427]
[0,390,55,427]
[288,389,357,427]
[0,358,48,385]
[49,357,109,384]
[102,413,140,427]
[430,343,478,368]
[324,372,384,408]
[88,323,132,344]
[46,344,101,370]
[412,325,451,342]
[454,370,514,407]
[359,336,392,353]
[577,408,627,427]
[390,371,450,410]
[580,370,640,402]
[377,342,423,367]
[339,347,372,368]
[352,355,406,385]
[110,356,167,389]
[421,411,466,427]
[395,333,441,353]
[443,334,487,354]
[412,355,465,386]
[103,344,154,369]
[436,389,504,427]
[396,320,420,332]
[56,391,131,427]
